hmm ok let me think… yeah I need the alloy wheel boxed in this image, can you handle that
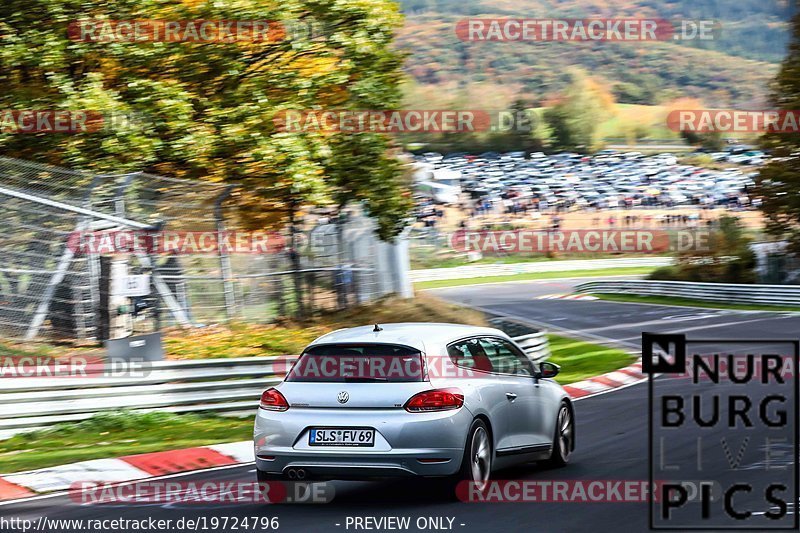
[557,405,573,462]
[469,426,491,490]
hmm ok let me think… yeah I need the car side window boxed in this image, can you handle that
[447,338,495,372]
[447,341,474,368]
[478,337,534,376]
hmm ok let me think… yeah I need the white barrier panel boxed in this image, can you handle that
[0,332,545,438]
[574,279,800,306]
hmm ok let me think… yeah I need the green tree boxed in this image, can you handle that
[326,133,413,241]
[756,13,800,254]
[649,216,756,284]
[492,99,543,153]
[544,70,615,153]
[680,130,725,151]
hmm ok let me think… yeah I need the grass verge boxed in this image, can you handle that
[414,266,657,290]
[548,334,637,385]
[0,411,254,474]
[592,293,800,313]
[410,251,670,271]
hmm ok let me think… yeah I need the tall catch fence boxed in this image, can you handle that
[0,157,401,342]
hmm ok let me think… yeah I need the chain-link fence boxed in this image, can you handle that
[0,157,405,342]
[752,241,800,284]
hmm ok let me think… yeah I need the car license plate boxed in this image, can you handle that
[309,428,375,447]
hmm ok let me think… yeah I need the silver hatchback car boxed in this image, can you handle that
[254,323,574,487]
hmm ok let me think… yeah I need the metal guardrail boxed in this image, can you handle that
[0,357,292,439]
[514,333,551,363]
[574,279,800,307]
[0,331,549,439]
[489,317,550,363]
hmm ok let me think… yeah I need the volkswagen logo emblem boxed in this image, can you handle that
[337,391,349,404]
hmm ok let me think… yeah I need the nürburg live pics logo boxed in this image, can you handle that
[644,332,799,529]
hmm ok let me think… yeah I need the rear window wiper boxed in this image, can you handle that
[343,376,389,382]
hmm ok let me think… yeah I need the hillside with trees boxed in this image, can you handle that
[397,0,794,110]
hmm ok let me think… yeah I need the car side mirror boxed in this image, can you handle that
[538,362,560,379]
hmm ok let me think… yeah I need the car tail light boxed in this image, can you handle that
[404,388,464,412]
[260,388,289,411]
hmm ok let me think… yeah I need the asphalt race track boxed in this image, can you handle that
[2,276,798,532]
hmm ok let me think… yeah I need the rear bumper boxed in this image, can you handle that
[256,450,462,479]
[254,407,473,479]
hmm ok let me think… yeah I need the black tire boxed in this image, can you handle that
[546,401,574,467]
[455,419,492,491]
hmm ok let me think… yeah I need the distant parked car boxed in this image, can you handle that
[410,149,760,213]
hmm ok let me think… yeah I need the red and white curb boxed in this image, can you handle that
[0,362,646,502]
[563,359,645,399]
[0,441,253,501]
[536,294,598,300]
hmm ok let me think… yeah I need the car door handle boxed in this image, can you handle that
[505,392,517,401]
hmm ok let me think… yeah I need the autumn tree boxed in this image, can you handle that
[0,0,411,238]
[756,12,800,253]
[544,69,616,153]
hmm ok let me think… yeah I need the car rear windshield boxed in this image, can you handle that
[285,344,424,382]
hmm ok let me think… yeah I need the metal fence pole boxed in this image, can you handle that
[214,186,237,321]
